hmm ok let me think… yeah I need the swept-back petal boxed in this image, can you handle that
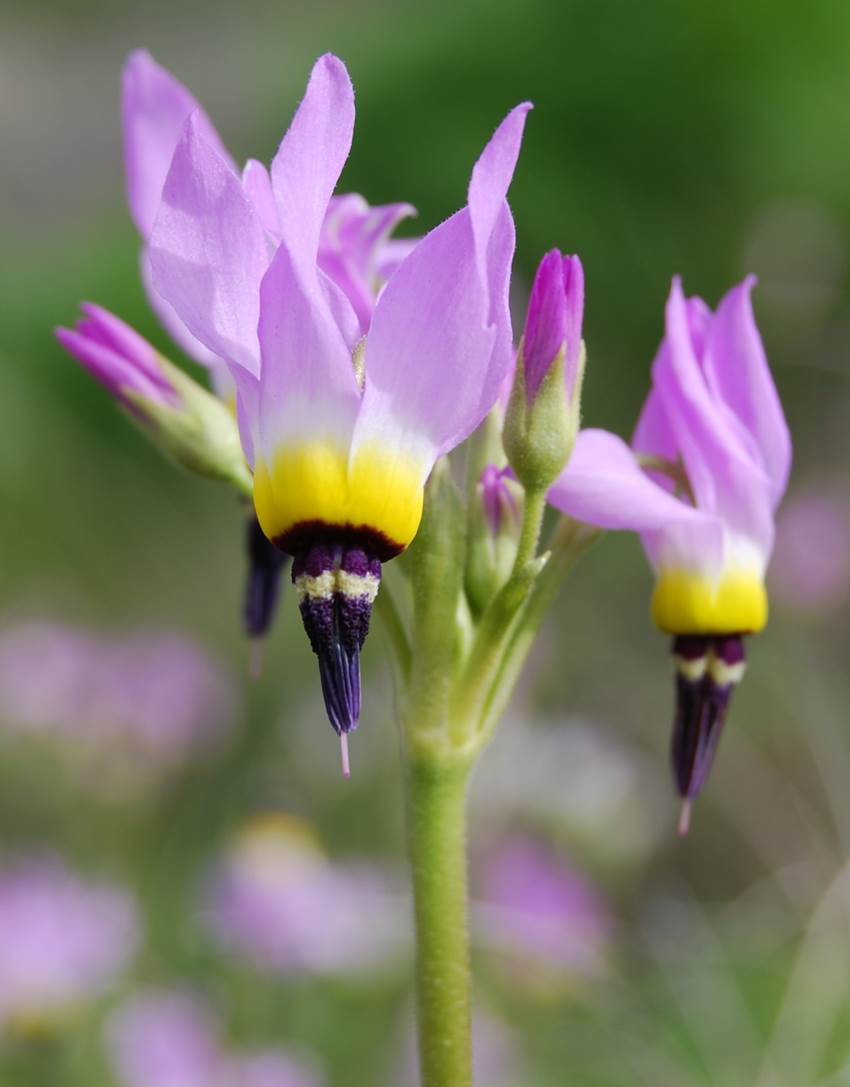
[242,159,281,240]
[655,279,775,557]
[703,276,791,508]
[270,54,355,270]
[350,104,530,473]
[548,428,717,539]
[122,49,234,239]
[318,196,416,333]
[149,113,273,377]
[469,104,532,399]
[139,251,233,395]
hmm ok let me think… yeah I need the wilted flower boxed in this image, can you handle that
[472,836,610,991]
[505,250,585,491]
[550,277,791,829]
[150,53,530,751]
[0,857,138,1033]
[203,813,408,976]
[106,989,322,1087]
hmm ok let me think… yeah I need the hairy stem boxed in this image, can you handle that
[407,757,473,1087]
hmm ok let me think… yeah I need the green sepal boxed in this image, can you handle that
[122,355,252,498]
[503,338,586,492]
[464,471,524,616]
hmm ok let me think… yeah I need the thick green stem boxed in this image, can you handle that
[406,757,473,1087]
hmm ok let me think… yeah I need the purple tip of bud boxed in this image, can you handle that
[292,541,382,742]
[670,634,747,806]
[522,249,584,403]
[55,303,178,410]
[480,465,518,536]
[243,515,288,641]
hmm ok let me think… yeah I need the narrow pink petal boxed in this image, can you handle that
[149,114,272,377]
[55,327,171,407]
[468,103,531,288]
[703,276,792,508]
[350,208,493,471]
[352,105,529,467]
[122,49,234,239]
[242,159,281,240]
[270,54,355,270]
[374,237,418,282]
[468,104,531,396]
[548,428,711,533]
[256,243,361,461]
[655,280,775,556]
[318,196,416,333]
[139,250,228,378]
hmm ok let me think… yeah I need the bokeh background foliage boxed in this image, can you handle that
[2,0,850,1084]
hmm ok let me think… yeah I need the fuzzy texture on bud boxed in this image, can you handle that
[56,305,251,494]
[503,251,585,492]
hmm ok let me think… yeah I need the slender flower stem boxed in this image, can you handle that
[406,757,473,1087]
[512,487,547,574]
[450,487,548,735]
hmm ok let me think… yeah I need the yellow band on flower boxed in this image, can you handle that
[651,567,768,635]
[253,439,424,557]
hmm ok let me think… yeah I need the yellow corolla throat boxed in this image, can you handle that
[253,440,425,559]
[651,566,768,636]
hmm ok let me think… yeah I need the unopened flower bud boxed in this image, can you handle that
[56,304,251,495]
[466,465,524,614]
[503,251,585,492]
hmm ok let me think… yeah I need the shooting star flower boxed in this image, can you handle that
[150,54,530,758]
[549,276,791,830]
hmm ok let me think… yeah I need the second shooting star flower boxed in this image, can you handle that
[150,54,530,762]
[549,277,791,831]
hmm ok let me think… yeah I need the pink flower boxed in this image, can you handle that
[106,989,322,1087]
[123,49,414,394]
[549,277,791,821]
[0,857,138,1030]
[149,53,531,742]
[203,814,408,977]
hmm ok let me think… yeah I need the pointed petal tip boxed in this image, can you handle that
[122,47,154,77]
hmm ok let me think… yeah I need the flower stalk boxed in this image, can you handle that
[407,756,474,1087]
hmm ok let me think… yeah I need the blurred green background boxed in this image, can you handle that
[2,0,850,1084]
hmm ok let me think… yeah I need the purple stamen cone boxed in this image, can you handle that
[670,635,746,820]
[243,514,288,641]
[292,542,381,745]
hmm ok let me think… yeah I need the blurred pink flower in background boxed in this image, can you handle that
[0,856,138,1032]
[471,836,610,993]
[769,485,850,617]
[0,619,236,792]
[106,989,322,1087]
[203,814,408,977]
